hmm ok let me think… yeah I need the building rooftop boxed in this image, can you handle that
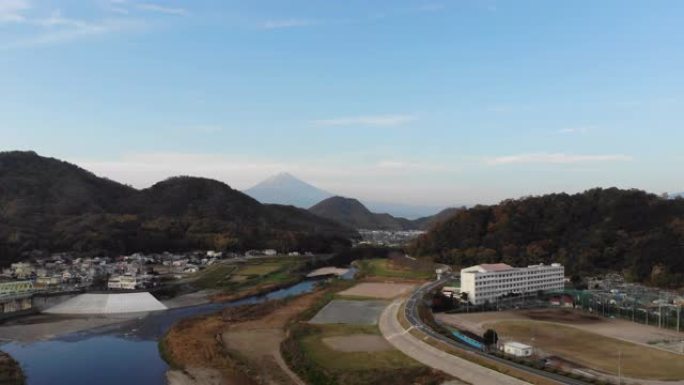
[504,341,533,350]
[479,263,513,272]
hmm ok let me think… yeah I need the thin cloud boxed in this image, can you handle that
[136,3,187,16]
[189,125,223,134]
[312,114,417,128]
[557,126,592,134]
[0,2,148,50]
[0,0,30,23]
[376,160,450,172]
[259,19,316,30]
[2,17,144,49]
[487,153,633,166]
[416,3,446,12]
[71,152,456,190]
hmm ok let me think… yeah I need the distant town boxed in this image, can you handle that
[2,249,314,292]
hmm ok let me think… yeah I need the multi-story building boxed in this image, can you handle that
[460,263,564,305]
[108,275,140,290]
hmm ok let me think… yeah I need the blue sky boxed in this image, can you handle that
[1,0,683,206]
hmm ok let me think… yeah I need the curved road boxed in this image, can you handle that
[397,279,592,385]
[380,299,530,385]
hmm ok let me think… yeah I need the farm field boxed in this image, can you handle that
[485,320,684,381]
[338,282,415,299]
[300,324,418,371]
[284,321,451,385]
[193,258,304,291]
[357,259,434,280]
[309,299,388,325]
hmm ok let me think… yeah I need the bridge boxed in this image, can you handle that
[0,280,34,296]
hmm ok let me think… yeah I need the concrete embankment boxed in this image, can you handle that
[44,292,167,315]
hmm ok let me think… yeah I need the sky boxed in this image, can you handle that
[1,0,683,206]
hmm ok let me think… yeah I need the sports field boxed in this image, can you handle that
[437,309,683,351]
[485,320,684,380]
[437,309,684,381]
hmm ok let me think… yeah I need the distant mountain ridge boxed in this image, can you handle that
[309,196,461,230]
[245,173,455,219]
[244,172,333,208]
[0,151,356,260]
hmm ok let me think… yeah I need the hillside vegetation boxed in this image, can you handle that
[309,196,460,230]
[0,151,356,260]
[410,188,684,288]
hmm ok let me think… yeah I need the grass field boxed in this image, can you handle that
[357,259,433,280]
[283,287,451,385]
[194,258,304,291]
[486,320,684,380]
[300,324,420,371]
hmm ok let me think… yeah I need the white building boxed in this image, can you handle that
[460,263,564,305]
[108,275,139,290]
[503,341,533,357]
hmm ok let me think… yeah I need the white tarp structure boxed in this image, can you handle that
[44,292,167,315]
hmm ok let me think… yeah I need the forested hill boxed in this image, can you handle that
[409,188,684,288]
[0,151,356,261]
[309,196,414,230]
[309,196,462,230]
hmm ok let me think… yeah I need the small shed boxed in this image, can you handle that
[503,341,533,357]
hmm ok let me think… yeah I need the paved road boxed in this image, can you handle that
[380,299,530,385]
[402,279,591,385]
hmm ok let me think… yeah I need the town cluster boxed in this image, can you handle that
[1,249,303,291]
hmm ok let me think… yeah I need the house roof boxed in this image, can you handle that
[504,341,532,350]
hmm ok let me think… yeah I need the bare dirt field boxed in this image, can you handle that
[322,334,392,352]
[437,308,683,352]
[338,282,415,299]
[309,300,388,325]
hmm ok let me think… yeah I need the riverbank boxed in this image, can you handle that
[0,313,142,343]
[0,351,25,385]
[162,292,324,385]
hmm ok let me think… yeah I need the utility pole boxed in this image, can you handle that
[677,306,681,333]
[659,304,662,328]
[602,300,605,317]
[618,350,622,385]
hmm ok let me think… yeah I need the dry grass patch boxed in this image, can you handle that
[322,334,392,353]
[488,320,684,380]
[163,292,324,385]
[300,324,422,371]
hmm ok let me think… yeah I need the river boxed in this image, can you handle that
[1,279,320,385]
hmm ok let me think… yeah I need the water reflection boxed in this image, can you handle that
[1,279,319,385]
